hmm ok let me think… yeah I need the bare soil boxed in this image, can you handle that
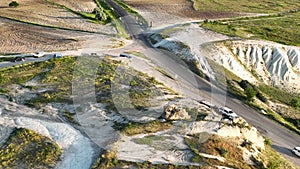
[51,0,97,12]
[0,18,88,53]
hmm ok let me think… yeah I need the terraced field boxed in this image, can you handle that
[0,0,115,34]
[0,18,87,54]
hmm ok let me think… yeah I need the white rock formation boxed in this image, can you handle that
[206,40,300,92]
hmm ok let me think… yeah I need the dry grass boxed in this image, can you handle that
[192,0,300,13]
[185,134,255,169]
[124,0,242,19]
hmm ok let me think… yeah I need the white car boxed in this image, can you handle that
[219,107,238,119]
[33,51,44,58]
[292,147,300,157]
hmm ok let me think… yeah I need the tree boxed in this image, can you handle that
[290,98,300,108]
[9,1,19,7]
[93,7,107,22]
[245,86,256,102]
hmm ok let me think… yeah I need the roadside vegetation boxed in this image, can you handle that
[113,0,149,28]
[205,58,300,134]
[94,0,128,37]
[0,128,61,168]
[200,11,300,46]
[185,133,297,169]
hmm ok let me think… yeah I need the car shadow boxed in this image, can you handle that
[271,144,298,158]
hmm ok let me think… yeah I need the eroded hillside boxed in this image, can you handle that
[204,40,300,93]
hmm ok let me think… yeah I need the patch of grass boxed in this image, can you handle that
[264,109,300,135]
[113,0,137,14]
[1,56,172,111]
[94,0,128,37]
[192,0,300,13]
[154,66,176,80]
[117,120,171,136]
[200,11,300,46]
[92,149,207,169]
[62,110,80,125]
[259,145,298,169]
[258,84,300,105]
[204,58,300,134]
[185,134,252,168]
[0,128,61,168]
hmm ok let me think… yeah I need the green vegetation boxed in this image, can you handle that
[200,11,300,46]
[92,149,205,169]
[258,85,300,105]
[205,58,300,134]
[192,0,300,13]
[93,7,107,22]
[185,134,251,168]
[0,128,61,168]
[62,110,80,125]
[113,0,137,14]
[0,56,169,109]
[185,134,298,169]
[94,0,128,37]
[115,120,171,136]
[9,1,19,8]
[290,98,300,108]
[154,66,176,80]
[113,0,148,27]
[260,145,298,169]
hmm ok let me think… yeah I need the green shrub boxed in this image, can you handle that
[216,147,228,157]
[9,1,19,7]
[264,138,272,145]
[256,91,268,103]
[245,86,257,102]
[290,98,300,108]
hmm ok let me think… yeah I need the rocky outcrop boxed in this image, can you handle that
[205,40,300,92]
[161,104,190,121]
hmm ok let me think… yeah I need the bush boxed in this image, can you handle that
[245,86,257,102]
[216,147,228,157]
[9,1,19,7]
[264,138,272,145]
[239,80,252,89]
[256,91,268,103]
[290,98,300,108]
